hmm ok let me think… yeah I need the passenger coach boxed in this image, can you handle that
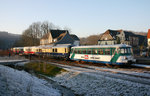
[70,44,136,65]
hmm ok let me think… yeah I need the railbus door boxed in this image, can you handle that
[110,48,120,64]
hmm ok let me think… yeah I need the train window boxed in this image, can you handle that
[27,49,31,52]
[65,48,66,53]
[92,49,98,55]
[125,48,127,53]
[87,49,92,54]
[98,49,103,55]
[120,48,125,53]
[74,49,78,54]
[78,49,82,54]
[39,49,42,52]
[105,49,110,55]
[55,49,57,52]
[128,48,131,53]
[82,49,86,54]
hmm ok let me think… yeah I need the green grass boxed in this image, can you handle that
[24,62,66,77]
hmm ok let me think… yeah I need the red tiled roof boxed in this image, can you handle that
[147,29,150,39]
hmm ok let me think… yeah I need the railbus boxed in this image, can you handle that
[70,44,136,65]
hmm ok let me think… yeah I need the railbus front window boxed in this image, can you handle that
[127,48,131,54]
[120,47,132,55]
[121,48,125,54]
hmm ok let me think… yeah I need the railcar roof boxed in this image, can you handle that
[38,45,54,48]
[13,47,24,49]
[52,44,72,48]
[71,44,131,48]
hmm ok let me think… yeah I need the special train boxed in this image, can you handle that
[12,44,136,65]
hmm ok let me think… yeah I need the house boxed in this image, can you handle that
[40,29,80,46]
[117,30,139,46]
[98,29,146,47]
[98,29,120,45]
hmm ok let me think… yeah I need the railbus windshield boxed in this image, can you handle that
[119,47,132,55]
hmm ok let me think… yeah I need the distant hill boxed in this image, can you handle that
[132,32,147,36]
[80,34,101,45]
[0,31,21,50]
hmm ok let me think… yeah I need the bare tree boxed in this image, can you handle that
[63,26,72,33]
[80,35,100,45]
[21,21,63,46]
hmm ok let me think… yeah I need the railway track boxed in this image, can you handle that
[30,57,150,85]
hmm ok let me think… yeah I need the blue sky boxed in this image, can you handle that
[0,0,150,37]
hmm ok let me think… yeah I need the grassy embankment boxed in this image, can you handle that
[24,62,66,77]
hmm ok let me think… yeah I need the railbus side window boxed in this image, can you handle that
[74,49,78,54]
[78,49,82,54]
[92,49,98,55]
[87,49,92,54]
[105,48,110,55]
[82,49,86,54]
[98,48,103,55]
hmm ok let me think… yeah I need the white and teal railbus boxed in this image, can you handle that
[69,44,136,65]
